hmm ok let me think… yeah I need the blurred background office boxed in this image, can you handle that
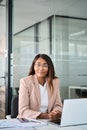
[0,0,87,119]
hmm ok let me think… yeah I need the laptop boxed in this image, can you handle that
[35,98,87,130]
[60,98,87,127]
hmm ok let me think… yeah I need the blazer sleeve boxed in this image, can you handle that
[52,78,63,112]
[18,78,41,119]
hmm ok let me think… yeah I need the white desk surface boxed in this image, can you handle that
[0,123,87,130]
[0,118,87,130]
[36,124,87,130]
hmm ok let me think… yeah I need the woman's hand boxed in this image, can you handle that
[37,112,49,119]
[37,110,61,121]
[48,110,61,121]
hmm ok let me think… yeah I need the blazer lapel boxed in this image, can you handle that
[33,75,41,106]
[46,81,54,112]
[46,80,53,112]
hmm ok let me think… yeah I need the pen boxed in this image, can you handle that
[17,118,41,123]
[17,118,29,123]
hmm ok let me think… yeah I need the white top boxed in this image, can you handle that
[39,83,48,113]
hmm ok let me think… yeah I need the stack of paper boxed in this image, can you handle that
[0,118,47,129]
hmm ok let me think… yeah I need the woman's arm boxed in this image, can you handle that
[18,78,41,119]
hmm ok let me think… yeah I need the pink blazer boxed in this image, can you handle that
[18,74,62,119]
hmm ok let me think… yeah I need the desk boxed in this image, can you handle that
[36,124,87,130]
[68,86,87,99]
[0,123,87,130]
[0,119,87,130]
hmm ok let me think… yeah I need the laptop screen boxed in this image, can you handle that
[60,98,87,127]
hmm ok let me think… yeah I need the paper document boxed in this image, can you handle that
[0,118,47,128]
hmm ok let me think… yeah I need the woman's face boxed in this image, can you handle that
[34,57,48,78]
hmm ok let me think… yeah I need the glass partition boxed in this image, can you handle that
[0,0,6,119]
[54,17,87,99]
[13,26,35,90]
[12,0,87,101]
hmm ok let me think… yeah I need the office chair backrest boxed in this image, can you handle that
[11,95,18,118]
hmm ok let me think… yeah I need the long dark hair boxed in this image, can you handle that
[28,54,57,89]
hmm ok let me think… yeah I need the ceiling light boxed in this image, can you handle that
[70,30,85,37]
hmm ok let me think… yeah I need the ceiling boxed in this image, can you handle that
[0,0,87,38]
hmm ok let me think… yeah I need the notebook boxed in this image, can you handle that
[60,98,87,127]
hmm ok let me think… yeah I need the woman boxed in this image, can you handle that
[18,54,62,121]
